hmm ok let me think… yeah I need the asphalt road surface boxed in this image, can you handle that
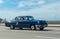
[0,26,60,39]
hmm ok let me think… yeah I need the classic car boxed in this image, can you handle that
[5,16,48,30]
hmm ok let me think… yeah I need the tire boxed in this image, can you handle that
[40,28,44,30]
[30,25,36,30]
[10,25,15,30]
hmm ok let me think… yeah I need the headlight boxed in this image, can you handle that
[16,22,18,25]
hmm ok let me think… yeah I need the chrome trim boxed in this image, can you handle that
[16,22,18,25]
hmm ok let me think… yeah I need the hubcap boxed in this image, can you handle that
[31,25,34,30]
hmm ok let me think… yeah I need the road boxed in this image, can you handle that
[0,26,60,39]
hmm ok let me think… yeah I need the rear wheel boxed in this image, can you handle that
[10,25,15,30]
[31,25,36,30]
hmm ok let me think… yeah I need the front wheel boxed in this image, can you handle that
[30,25,36,30]
[10,25,15,30]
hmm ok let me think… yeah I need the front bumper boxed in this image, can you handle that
[35,25,47,28]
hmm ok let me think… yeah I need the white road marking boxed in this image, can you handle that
[48,24,60,26]
[35,36,60,39]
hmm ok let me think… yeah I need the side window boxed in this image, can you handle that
[20,17,25,20]
[15,17,18,20]
[24,17,28,20]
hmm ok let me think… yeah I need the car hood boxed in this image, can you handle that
[31,20,46,22]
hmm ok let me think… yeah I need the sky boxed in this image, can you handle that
[0,0,60,21]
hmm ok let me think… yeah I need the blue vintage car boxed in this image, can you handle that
[5,16,48,30]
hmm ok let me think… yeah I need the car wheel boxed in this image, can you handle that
[10,25,15,30]
[31,25,36,30]
[40,28,44,30]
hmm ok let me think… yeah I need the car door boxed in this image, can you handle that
[20,17,30,28]
[19,17,27,28]
[15,17,24,28]
[22,17,31,28]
